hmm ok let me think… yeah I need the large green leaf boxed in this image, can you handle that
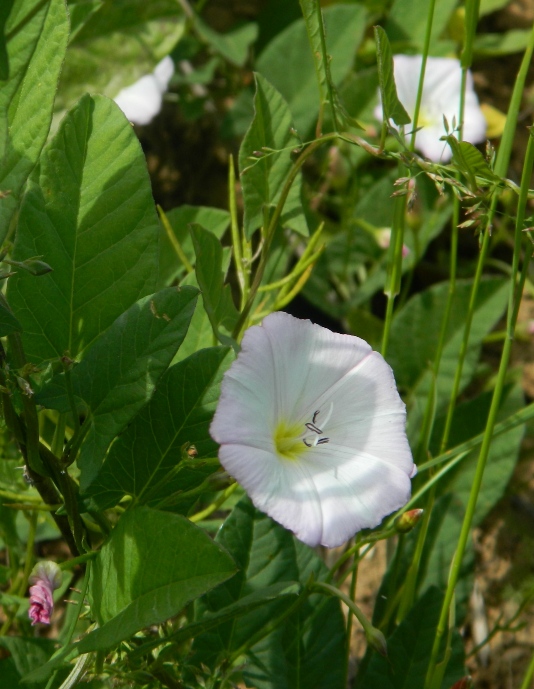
[239,73,306,238]
[84,346,231,510]
[374,26,411,126]
[361,587,465,689]
[0,0,69,241]
[81,506,236,653]
[7,94,160,364]
[37,287,198,490]
[192,497,346,689]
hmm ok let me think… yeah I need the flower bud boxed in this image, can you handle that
[28,561,62,625]
[395,508,424,533]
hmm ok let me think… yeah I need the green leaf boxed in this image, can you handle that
[387,278,509,443]
[0,300,21,336]
[420,385,525,606]
[0,1,14,80]
[68,0,103,42]
[239,73,306,238]
[360,587,465,689]
[256,4,367,136]
[384,0,458,51]
[84,346,231,510]
[192,497,346,689]
[7,94,161,364]
[447,385,524,524]
[159,204,230,287]
[80,506,236,653]
[0,636,58,688]
[0,0,69,241]
[303,172,452,318]
[37,287,198,490]
[298,0,330,105]
[194,17,258,67]
[445,138,501,189]
[190,223,239,342]
[475,29,533,57]
[171,296,214,363]
[374,26,410,126]
[131,581,300,660]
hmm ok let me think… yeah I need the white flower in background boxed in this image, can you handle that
[374,55,487,162]
[114,56,174,126]
[210,312,415,548]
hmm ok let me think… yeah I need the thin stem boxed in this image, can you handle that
[345,555,359,663]
[426,126,534,689]
[232,135,337,339]
[381,192,406,357]
[189,482,238,523]
[409,0,436,151]
[313,0,338,133]
[63,369,80,432]
[439,220,491,452]
[228,155,246,309]
[157,205,194,274]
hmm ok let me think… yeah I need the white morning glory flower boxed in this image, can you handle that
[374,55,487,162]
[114,56,174,126]
[210,312,415,548]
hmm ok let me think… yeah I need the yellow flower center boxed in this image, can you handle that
[274,420,307,462]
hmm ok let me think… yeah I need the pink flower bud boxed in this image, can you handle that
[395,508,424,533]
[28,561,62,626]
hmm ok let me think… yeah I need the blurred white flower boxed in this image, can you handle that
[114,56,174,126]
[210,312,415,548]
[374,55,486,162]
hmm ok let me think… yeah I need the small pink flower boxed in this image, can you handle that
[28,561,62,626]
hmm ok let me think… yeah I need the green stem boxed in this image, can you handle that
[381,192,406,357]
[345,556,359,664]
[157,204,194,274]
[313,0,338,133]
[439,220,491,452]
[232,134,337,339]
[409,0,436,151]
[223,585,312,671]
[228,155,246,309]
[189,482,238,523]
[425,125,534,689]
[64,369,80,432]
[59,551,98,570]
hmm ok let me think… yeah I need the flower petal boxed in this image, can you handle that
[211,312,415,548]
[114,75,163,126]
